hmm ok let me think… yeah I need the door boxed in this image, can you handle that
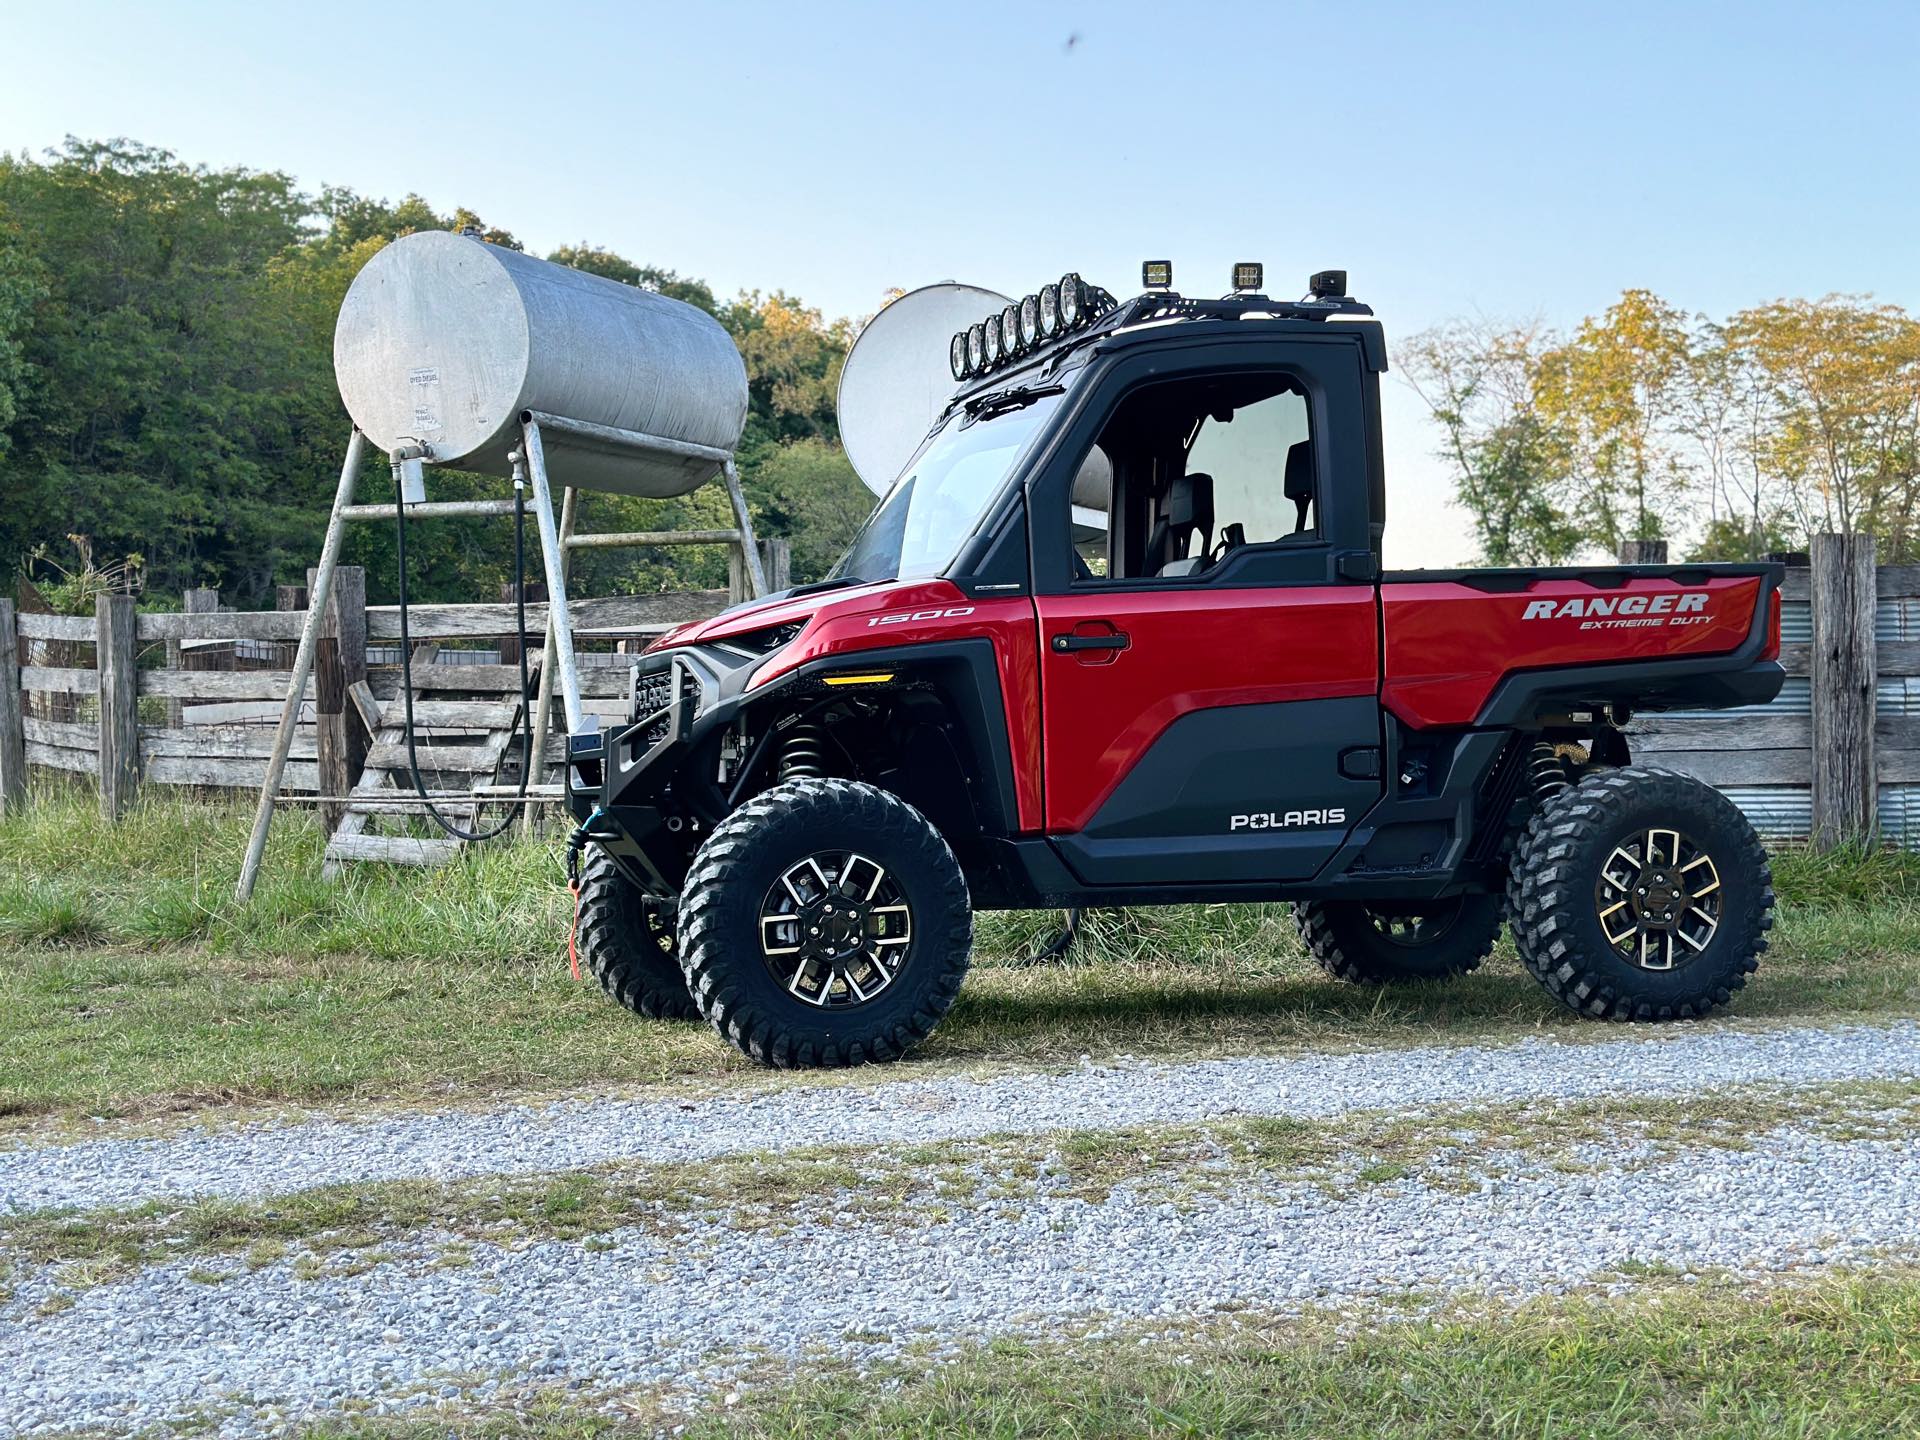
[1031,356,1385,886]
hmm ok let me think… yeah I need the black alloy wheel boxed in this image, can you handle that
[758,851,914,1008]
[1594,826,1723,972]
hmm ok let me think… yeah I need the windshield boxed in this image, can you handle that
[831,392,1062,583]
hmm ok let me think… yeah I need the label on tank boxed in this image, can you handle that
[408,367,442,432]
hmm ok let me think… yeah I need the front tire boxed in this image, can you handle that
[1507,766,1773,1020]
[678,779,973,1068]
[575,847,699,1020]
[1292,894,1503,984]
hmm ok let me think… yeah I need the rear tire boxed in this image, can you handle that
[1292,894,1502,984]
[576,846,699,1021]
[1507,765,1772,1021]
[678,778,973,1068]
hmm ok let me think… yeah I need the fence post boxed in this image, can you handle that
[168,587,220,727]
[1810,532,1877,850]
[0,600,24,816]
[727,546,748,605]
[96,593,140,820]
[1618,539,1669,565]
[309,565,367,830]
[759,538,792,593]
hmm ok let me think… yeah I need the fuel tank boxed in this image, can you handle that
[333,231,748,496]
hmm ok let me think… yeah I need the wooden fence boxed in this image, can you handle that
[1624,534,1896,847]
[0,569,753,820]
[0,535,1898,848]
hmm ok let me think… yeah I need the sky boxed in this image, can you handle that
[5,0,1919,567]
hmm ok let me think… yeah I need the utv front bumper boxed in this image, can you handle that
[564,644,788,895]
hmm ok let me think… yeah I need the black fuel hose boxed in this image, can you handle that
[392,472,535,841]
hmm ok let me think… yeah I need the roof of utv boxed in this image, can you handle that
[947,287,1387,415]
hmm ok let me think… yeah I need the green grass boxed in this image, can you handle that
[258,1267,1920,1438]
[681,1270,1920,1440]
[5,784,1920,1129]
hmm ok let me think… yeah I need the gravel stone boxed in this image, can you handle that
[6,1020,1920,1216]
[2,1124,1917,1436]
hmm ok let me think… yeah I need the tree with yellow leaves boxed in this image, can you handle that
[1533,289,1693,554]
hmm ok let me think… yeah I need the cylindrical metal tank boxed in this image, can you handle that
[333,231,748,497]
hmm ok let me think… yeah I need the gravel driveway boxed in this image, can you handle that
[7,1018,1920,1436]
[4,1121,1917,1436]
[8,1019,1920,1215]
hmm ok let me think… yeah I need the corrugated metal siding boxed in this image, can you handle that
[1706,592,1920,842]
[1720,787,1811,841]
[1878,598,1920,641]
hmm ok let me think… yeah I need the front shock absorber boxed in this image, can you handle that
[779,720,830,781]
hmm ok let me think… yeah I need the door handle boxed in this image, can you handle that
[1052,631,1129,653]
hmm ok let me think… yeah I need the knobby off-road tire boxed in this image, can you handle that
[1292,894,1503,984]
[678,778,973,1068]
[575,846,699,1020]
[1507,765,1773,1021]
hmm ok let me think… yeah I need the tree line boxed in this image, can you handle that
[0,139,875,607]
[1402,289,1920,564]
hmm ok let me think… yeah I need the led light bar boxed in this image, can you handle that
[1142,260,1172,290]
[948,269,1112,380]
[1231,261,1264,292]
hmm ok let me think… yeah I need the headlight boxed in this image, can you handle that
[984,314,1003,365]
[1058,272,1084,327]
[1039,284,1061,336]
[1019,294,1040,347]
[950,331,969,380]
[1001,305,1022,355]
[967,323,985,372]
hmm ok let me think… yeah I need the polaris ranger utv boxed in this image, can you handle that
[566,265,1784,1068]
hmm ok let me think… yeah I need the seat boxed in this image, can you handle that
[1146,471,1214,576]
[1284,439,1314,534]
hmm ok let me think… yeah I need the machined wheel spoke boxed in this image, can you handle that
[759,849,915,1011]
[1595,825,1721,973]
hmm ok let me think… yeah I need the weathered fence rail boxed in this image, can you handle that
[0,552,778,818]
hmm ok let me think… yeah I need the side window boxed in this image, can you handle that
[1068,373,1317,583]
[1187,390,1316,546]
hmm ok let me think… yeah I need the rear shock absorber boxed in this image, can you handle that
[779,720,830,781]
[1528,741,1572,804]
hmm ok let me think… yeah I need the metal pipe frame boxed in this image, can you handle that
[519,409,733,466]
[235,429,366,902]
[521,420,586,736]
[238,415,760,894]
[340,499,521,522]
[721,459,769,597]
[524,481,578,835]
[565,528,741,549]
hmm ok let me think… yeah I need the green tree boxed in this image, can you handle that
[547,243,718,313]
[721,292,850,449]
[0,139,319,601]
[1400,320,1582,564]
[745,438,871,581]
[0,206,46,454]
